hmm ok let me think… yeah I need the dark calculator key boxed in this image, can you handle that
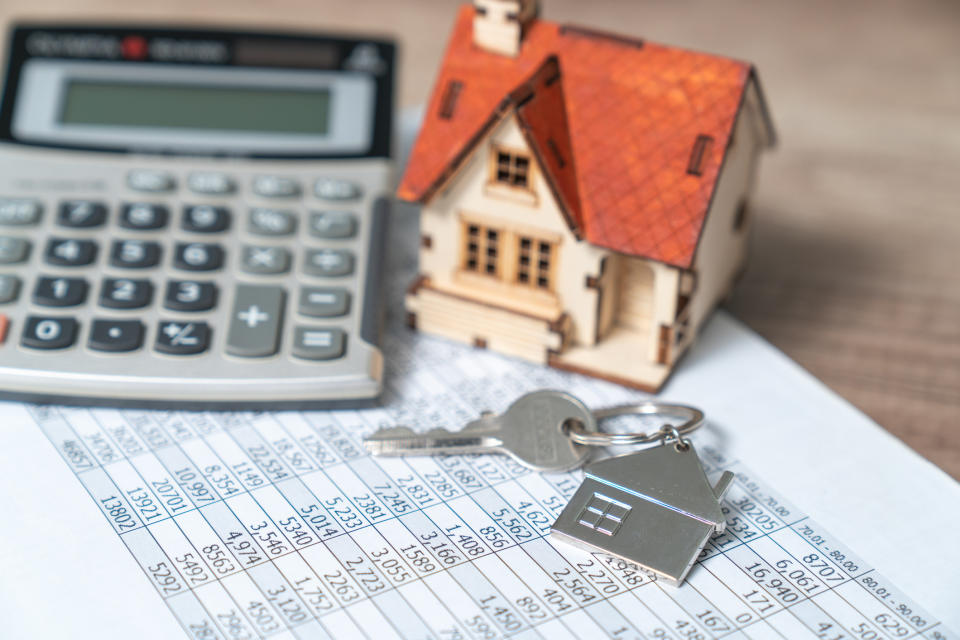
[88,319,144,353]
[45,238,97,267]
[173,242,224,271]
[0,237,30,264]
[303,248,354,277]
[155,320,210,355]
[241,246,291,275]
[110,240,162,269]
[182,205,231,233]
[21,316,78,350]
[57,200,108,228]
[119,203,169,230]
[33,276,88,307]
[164,280,217,312]
[100,278,153,310]
[309,211,357,239]
[248,208,296,236]
[292,327,346,360]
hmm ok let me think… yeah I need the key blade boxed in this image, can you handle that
[363,419,504,457]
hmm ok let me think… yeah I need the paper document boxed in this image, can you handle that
[0,111,958,638]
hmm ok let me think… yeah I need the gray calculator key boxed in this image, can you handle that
[242,246,291,275]
[253,176,300,198]
[120,203,169,230]
[188,172,236,195]
[292,327,345,360]
[0,199,42,226]
[227,285,285,357]
[304,249,354,277]
[21,316,78,350]
[33,276,88,307]
[128,170,176,193]
[0,237,30,264]
[57,200,108,228]
[182,205,231,232]
[309,211,357,239]
[0,275,20,303]
[299,287,350,318]
[248,208,296,236]
[46,238,97,267]
[314,178,362,201]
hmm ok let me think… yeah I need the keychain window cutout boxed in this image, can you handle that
[577,493,631,536]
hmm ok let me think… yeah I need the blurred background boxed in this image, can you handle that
[2,0,958,478]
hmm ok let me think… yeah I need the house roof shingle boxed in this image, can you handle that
[398,5,775,269]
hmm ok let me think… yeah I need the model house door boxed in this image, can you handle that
[616,257,655,333]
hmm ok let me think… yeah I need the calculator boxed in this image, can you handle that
[0,24,395,408]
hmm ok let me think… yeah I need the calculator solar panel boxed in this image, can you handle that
[0,25,395,407]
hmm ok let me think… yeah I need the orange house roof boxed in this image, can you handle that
[398,5,775,269]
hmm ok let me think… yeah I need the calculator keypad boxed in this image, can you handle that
[0,160,385,405]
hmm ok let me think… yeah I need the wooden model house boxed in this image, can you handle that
[399,1,775,390]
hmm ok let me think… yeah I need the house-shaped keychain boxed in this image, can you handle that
[552,441,734,586]
[399,1,775,391]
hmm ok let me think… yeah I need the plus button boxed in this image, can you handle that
[238,305,270,328]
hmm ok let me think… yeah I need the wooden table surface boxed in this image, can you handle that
[3,0,958,479]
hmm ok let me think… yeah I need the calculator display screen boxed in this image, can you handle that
[59,81,332,135]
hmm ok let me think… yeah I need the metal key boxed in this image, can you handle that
[363,390,596,472]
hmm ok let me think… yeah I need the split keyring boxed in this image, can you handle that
[565,401,704,448]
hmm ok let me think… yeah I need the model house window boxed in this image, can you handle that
[464,223,501,276]
[517,236,554,290]
[494,148,531,189]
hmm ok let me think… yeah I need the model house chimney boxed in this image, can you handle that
[473,0,538,57]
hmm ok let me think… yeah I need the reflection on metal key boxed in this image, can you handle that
[363,390,595,472]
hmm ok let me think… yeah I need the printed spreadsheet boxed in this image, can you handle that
[25,321,957,640]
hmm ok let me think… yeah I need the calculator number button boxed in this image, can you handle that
[0,275,20,304]
[155,321,210,355]
[227,285,285,358]
[164,280,217,312]
[0,237,30,264]
[100,278,153,310]
[314,178,362,201]
[293,327,345,361]
[299,287,349,318]
[248,208,297,236]
[253,176,300,198]
[304,249,354,277]
[174,243,224,271]
[182,205,231,233]
[57,201,107,228]
[110,240,161,269]
[21,316,78,350]
[309,211,357,239]
[188,172,235,195]
[119,203,169,230]
[128,170,176,193]
[0,199,42,226]
[46,238,97,267]
[33,276,88,307]
[242,246,291,275]
[89,319,144,353]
